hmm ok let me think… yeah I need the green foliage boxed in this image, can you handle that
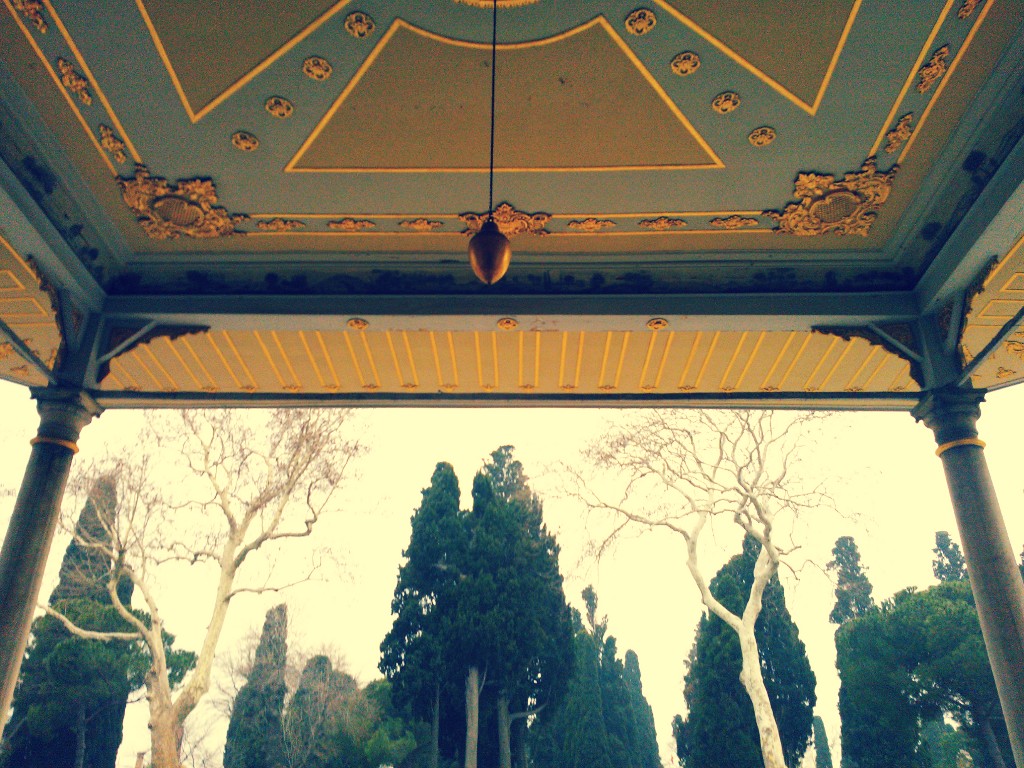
[675,536,816,768]
[836,581,1011,768]
[2,478,193,768]
[812,716,833,768]
[381,448,574,767]
[531,591,660,768]
[932,531,967,582]
[827,536,875,625]
[223,604,288,768]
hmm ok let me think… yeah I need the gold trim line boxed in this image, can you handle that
[30,435,79,453]
[935,437,986,456]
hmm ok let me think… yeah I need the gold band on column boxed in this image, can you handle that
[29,436,79,454]
[935,437,986,457]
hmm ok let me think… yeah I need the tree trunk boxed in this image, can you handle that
[74,702,86,768]
[512,716,528,768]
[148,666,183,768]
[464,667,481,768]
[497,694,512,768]
[737,626,786,768]
[431,682,440,768]
[980,718,1009,768]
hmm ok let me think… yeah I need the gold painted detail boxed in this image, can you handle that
[748,127,775,146]
[497,318,518,330]
[957,0,980,19]
[327,218,376,232]
[453,0,541,6]
[461,203,551,237]
[231,131,259,151]
[1005,332,1024,360]
[0,342,13,359]
[885,113,914,154]
[99,125,127,164]
[399,218,444,232]
[255,218,305,232]
[345,12,376,38]
[265,97,294,119]
[996,366,1015,379]
[671,51,700,76]
[117,165,248,240]
[639,216,687,230]
[347,318,368,330]
[710,215,759,229]
[12,0,47,33]
[764,157,898,237]
[303,56,333,81]
[646,318,668,330]
[712,92,740,114]
[935,437,985,456]
[57,58,91,105]
[625,8,656,35]
[917,45,950,93]
[568,218,616,232]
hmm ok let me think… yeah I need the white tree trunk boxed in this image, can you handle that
[464,667,480,768]
[737,624,786,768]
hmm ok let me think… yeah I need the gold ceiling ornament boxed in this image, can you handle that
[764,157,898,237]
[711,92,741,114]
[99,125,127,164]
[344,12,376,38]
[670,52,700,76]
[265,97,294,119]
[710,215,759,229]
[399,218,444,232]
[748,127,775,146]
[567,218,616,232]
[497,317,518,330]
[917,45,950,93]
[460,203,551,237]
[646,318,668,330]
[12,0,47,33]
[996,367,1016,379]
[957,0,980,19]
[453,0,541,6]
[117,165,248,240]
[327,218,376,232]
[302,56,333,81]
[1005,332,1024,360]
[884,113,914,154]
[347,317,369,330]
[255,218,305,232]
[0,342,13,359]
[625,8,657,35]
[231,131,259,151]
[639,216,687,230]
[57,58,92,106]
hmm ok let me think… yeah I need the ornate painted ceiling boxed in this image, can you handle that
[0,0,1023,406]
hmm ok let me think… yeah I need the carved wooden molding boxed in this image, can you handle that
[765,157,898,236]
[460,203,550,237]
[568,218,616,232]
[13,0,47,33]
[814,323,923,385]
[884,114,913,154]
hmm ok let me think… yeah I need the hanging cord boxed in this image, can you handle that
[487,0,497,219]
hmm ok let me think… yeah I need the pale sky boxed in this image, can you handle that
[1,379,1022,767]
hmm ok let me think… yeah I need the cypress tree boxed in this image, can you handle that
[223,604,288,768]
[812,716,833,768]
[827,536,875,624]
[2,477,142,768]
[622,650,661,768]
[932,531,967,582]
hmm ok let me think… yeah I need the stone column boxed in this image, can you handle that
[0,388,100,717]
[913,387,1024,765]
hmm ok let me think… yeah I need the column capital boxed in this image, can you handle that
[29,387,102,447]
[912,385,986,446]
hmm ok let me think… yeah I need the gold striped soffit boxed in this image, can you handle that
[0,231,62,386]
[99,327,919,396]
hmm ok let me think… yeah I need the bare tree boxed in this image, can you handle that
[45,408,362,768]
[569,409,828,768]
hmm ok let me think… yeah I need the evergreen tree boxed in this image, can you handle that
[223,605,288,768]
[284,655,358,768]
[622,650,661,768]
[827,536,875,624]
[3,478,147,768]
[676,536,816,768]
[932,531,967,582]
[812,716,832,768]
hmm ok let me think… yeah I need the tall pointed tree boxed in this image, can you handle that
[827,536,875,624]
[2,477,154,768]
[223,604,287,768]
[812,716,833,768]
[676,536,816,768]
[622,650,661,768]
[932,531,967,582]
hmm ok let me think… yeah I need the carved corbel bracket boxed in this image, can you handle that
[814,322,924,385]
